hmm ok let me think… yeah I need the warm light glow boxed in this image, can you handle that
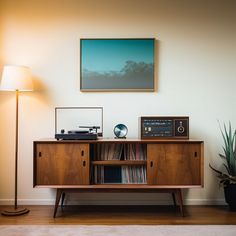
[0,65,33,91]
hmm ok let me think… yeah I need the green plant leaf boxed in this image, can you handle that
[223,163,230,174]
[221,125,228,152]
[223,123,229,146]
[219,153,226,159]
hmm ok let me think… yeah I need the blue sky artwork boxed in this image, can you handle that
[80,39,155,90]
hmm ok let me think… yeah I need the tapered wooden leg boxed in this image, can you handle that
[176,189,185,217]
[54,189,63,218]
[61,192,66,208]
[172,192,177,208]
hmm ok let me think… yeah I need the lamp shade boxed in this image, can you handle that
[0,65,33,91]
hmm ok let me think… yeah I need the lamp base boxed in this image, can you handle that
[1,207,30,216]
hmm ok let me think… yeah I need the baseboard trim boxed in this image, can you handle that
[0,198,226,206]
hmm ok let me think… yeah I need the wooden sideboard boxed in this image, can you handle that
[33,138,204,217]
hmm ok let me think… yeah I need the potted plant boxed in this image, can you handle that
[209,122,236,211]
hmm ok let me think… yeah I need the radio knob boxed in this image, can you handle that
[177,122,185,133]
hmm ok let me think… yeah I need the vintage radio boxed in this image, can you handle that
[140,116,189,139]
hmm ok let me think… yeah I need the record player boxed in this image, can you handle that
[54,107,103,140]
[55,126,100,140]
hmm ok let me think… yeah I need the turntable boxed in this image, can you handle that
[54,107,103,141]
[55,126,100,140]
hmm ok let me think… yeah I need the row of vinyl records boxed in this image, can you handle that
[92,143,147,161]
[93,166,147,184]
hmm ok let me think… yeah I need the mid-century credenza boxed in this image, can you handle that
[33,138,204,217]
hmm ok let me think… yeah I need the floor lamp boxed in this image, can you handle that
[0,65,33,216]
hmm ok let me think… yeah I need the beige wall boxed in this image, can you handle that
[0,0,236,205]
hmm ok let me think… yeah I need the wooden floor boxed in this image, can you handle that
[0,205,236,225]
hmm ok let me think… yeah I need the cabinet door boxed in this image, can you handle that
[35,143,89,185]
[147,143,202,185]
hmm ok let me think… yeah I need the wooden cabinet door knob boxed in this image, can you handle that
[150,161,153,167]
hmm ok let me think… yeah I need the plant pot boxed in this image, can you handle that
[224,183,236,211]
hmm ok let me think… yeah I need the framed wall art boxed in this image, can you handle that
[80,38,155,91]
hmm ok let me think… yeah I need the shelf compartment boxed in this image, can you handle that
[93,165,147,184]
[91,160,147,166]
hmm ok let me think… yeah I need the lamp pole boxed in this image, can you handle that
[15,89,19,210]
